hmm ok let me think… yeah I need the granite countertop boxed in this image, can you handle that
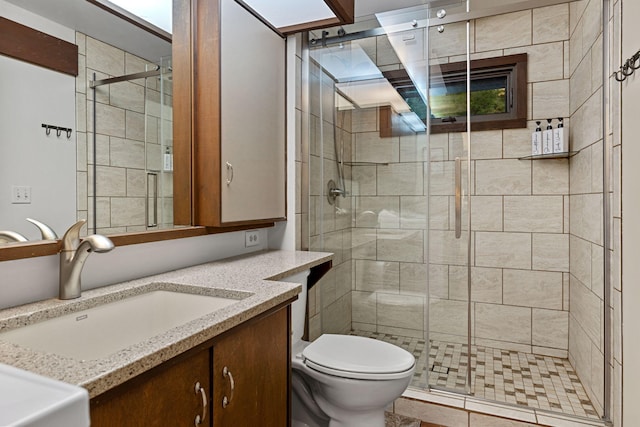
[0,250,332,398]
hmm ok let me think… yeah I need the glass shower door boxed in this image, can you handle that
[426,8,472,394]
[307,5,433,391]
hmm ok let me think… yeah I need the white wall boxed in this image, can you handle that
[0,228,270,310]
[622,0,640,423]
[0,0,76,240]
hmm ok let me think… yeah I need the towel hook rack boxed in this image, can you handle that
[614,49,640,82]
[41,124,72,139]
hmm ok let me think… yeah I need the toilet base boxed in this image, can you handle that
[325,411,385,427]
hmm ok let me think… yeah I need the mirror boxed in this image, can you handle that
[0,0,178,246]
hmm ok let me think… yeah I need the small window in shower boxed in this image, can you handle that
[429,53,527,134]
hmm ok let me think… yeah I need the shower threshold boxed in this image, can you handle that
[351,330,600,421]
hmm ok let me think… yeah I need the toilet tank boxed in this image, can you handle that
[280,270,310,344]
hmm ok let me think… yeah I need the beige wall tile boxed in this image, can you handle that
[532,80,570,120]
[95,166,126,197]
[503,122,538,159]
[378,163,424,196]
[570,234,592,287]
[533,4,570,44]
[475,232,531,269]
[351,108,377,133]
[429,21,470,59]
[352,290,376,324]
[570,193,603,245]
[427,264,449,299]
[503,269,563,310]
[77,172,88,211]
[399,262,428,295]
[581,0,602,54]
[532,158,569,195]
[429,196,449,230]
[476,160,531,195]
[429,230,468,265]
[400,134,429,162]
[110,197,145,227]
[568,314,593,397]
[450,266,503,304]
[125,110,145,142]
[400,196,427,229]
[110,138,145,169]
[92,103,125,138]
[429,298,469,339]
[86,36,125,76]
[355,260,399,293]
[429,161,455,196]
[570,51,592,113]
[471,196,503,232]
[532,233,569,272]
[110,81,144,113]
[504,196,563,233]
[453,130,502,160]
[352,228,377,260]
[355,131,399,163]
[323,293,352,334]
[378,229,424,263]
[126,169,146,197]
[355,196,400,228]
[505,42,565,83]
[570,276,602,347]
[476,10,532,52]
[426,133,448,162]
[475,303,532,345]
[377,293,424,331]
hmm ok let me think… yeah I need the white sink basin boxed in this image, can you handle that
[0,290,241,361]
[0,363,89,427]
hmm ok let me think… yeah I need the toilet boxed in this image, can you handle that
[283,270,416,427]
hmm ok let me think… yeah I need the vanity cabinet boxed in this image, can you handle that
[89,306,290,427]
[90,347,211,427]
[174,0,286,228]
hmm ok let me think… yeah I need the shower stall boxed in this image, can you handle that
[304,0,610,423]
[86,55,173,235]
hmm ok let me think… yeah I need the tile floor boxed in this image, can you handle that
[352,330,599,420]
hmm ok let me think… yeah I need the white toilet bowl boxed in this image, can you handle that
[282,271,416,427]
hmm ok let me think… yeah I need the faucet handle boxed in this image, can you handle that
[26,218,59,240]
[61,219,87,251]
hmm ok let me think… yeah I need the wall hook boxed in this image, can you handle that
[56,127,62,137]
[66,129,72,139]
[614,49,640,82]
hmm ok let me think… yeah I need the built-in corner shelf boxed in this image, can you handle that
[518,151,578,160]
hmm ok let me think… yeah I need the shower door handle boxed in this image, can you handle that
[147,172,158,228]
[455,157,462,239]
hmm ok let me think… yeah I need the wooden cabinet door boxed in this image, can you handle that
[219,0,286,224]
[91,349,211,427]
[213,307,290,426]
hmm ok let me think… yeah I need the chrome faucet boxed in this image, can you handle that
[59,219,114,300]
[26,218,59,240]
[0,230,28,242]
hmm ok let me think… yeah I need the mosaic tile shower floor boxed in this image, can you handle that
[351,330,599,420]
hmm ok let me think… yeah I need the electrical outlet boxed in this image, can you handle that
[245,230,260,248]
[11,186,31,204]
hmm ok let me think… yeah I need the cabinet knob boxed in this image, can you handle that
[194,381,207,425]
[222,366,235,408]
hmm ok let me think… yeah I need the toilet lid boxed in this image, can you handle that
[302,334,415,380]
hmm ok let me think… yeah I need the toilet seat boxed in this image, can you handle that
[302,334,415,380]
